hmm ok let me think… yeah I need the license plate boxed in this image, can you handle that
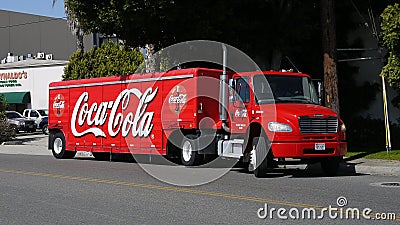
[315,143,326,151]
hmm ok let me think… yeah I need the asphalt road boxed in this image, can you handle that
[0,134,399,224]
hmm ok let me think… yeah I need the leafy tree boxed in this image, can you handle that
[63,42,144,80]
[380,3,400,107]
[64,0,321,71]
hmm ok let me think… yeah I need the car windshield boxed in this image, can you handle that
[37,110,48,116]
[253,74,319,104]
[6,112,23,119]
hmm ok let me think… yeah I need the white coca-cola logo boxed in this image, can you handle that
[71,87,158,138]
[53,101,65,109]
[168,94,187,104]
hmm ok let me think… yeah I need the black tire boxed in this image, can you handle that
[11,125,19,134]
[252,137,270,178]
[92,152,110,161]
[42,125,48,135]
[180,135,202,166]
[51,132,75,159]
[321,156,341,176]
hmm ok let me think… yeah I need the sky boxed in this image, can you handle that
[0,0,65,18]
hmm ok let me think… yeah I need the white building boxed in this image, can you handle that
[0,59,67,112]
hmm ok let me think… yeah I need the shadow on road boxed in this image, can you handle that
[74,154,367,178]
[14,132,47,142]
[233,161,367,178]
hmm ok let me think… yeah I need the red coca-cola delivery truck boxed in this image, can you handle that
[48,67,346,177]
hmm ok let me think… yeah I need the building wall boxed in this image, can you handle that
[0,63,65,110]
[0,10,93,61]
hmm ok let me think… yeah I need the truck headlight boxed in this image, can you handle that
[340,123,346,132]
[19,121,25,126]
[268,122,292,132]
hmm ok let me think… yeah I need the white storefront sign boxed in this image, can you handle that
[0,62,66,109]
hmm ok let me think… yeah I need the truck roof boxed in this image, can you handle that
[49,68,311,88]
[49,67,224,88]
[236,71,311,78]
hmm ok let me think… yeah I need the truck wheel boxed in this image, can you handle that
[252,137,269,178]
[321,156,341,176]
[52,132,75,159]
[181,135,201,166]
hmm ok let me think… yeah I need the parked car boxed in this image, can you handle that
[23,109,48,130]
[39,116,48,134]
[5,111,36,133]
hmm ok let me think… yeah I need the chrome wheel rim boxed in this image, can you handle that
[53,138,63,154]
[182,140,192,162]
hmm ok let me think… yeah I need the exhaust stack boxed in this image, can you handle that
[219,44,228,122]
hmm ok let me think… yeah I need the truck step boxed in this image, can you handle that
[217,139,244,159]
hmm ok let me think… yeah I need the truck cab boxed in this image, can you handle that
[222,71,347,176]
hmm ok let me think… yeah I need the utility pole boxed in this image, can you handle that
[321,0,340,115]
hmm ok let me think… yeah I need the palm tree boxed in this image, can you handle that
[52,0,84,52]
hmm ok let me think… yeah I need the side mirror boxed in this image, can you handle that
[228,79,236,103]
[313,79,324,105]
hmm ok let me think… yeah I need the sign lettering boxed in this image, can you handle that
[70,87,158,138]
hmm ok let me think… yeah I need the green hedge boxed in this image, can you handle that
[63,42,144,80]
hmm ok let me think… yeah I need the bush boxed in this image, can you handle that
[63,42,144,80]
[0,95,15,143]
[0,112,15,143]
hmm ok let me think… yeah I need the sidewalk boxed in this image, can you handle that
[343,157,400,176]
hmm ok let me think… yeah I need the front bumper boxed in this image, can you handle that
[271,141,347,158]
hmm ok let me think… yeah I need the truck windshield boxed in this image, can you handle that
[253,74,319,104]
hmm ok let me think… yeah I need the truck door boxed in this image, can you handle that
[229,77,251,134]
[102,83,122,153]
[84,85,103,151]
[68,86,86,150]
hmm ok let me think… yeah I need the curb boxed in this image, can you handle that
[353,165,400,176]
[342,161,400,176]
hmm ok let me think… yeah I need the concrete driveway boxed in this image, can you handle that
[0,132,50,156]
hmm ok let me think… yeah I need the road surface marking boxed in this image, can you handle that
[0,168,398,221]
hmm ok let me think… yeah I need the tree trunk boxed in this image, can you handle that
[321,0,340,115]
[76,29,84,52]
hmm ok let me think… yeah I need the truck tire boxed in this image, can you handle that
[52,132,75,159]
[252,137,269,178]
[181,135,202,166]
[321,156,341,176]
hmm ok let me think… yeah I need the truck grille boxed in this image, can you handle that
[298,116,338,134]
